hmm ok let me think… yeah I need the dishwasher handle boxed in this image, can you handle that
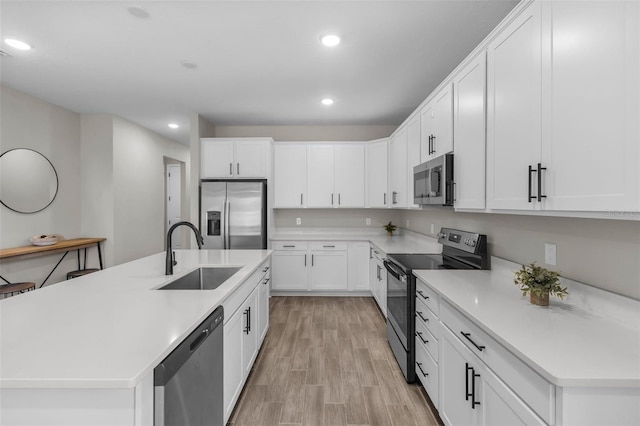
[154,305,224,386]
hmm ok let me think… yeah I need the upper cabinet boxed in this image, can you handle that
[407,115,422,209]
[274,144,306,208]
[453,53,487,210]
[201,138,270,179]
[389,127,408,208]
[487,0,639,213]
[420,83,454,162]
[366,139,389,208]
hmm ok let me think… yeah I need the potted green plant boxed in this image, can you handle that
[383,221,397,237]
[514,262,568,306]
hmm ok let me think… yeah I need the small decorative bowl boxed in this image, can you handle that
[30,234,60,246]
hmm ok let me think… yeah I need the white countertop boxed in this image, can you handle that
[0,249,271,389]
[271,228,443,255]
[414,259,640,388]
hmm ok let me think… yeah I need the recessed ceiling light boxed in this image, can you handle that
[321,98,334,106]
[127,6,150,19]
[181,60,198,70]
[4,38,32,50]
[320,34,341,47]
[168,123,179,129]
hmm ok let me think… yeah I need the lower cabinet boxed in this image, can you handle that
[272,241,368,293]
[439,324,545,426]
[369,246,386,316]
[223,260,270,423]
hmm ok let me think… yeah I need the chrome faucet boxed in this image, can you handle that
[166,221,204,275]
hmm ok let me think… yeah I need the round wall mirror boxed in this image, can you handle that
[0,148,59,214]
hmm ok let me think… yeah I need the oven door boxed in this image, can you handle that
[384,259,409,350]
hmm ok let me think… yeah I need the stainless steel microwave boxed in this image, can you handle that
[413,153,454,206]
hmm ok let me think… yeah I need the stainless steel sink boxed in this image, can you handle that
[158,267,241,290]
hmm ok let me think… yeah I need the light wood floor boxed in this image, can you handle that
[228,296,442,426]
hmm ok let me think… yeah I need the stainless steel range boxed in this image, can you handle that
[384,228,489,383]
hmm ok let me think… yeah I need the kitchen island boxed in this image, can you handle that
[0,249,271,426]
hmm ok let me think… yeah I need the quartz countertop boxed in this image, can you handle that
[0,249,271,389]
[271,228,442,255]
[413,259,640,388]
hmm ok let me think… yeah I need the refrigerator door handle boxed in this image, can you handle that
[221,199,227,249]
[225,200,231,249]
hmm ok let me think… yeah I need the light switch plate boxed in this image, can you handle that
[365,217,371,225]
[296,218,301,225]
[430,223,435,234]
[545,243,557,265]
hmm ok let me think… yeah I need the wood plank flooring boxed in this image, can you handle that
[228,296,442,426]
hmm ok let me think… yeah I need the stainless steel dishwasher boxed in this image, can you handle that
[154,306,224,426]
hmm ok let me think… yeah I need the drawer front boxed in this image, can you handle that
[272,241,308,250]
[415,315,438,362]
[415,343,439,408]
[415,278,440,315]
[441,301,555,424]
[370,245,386,262]
[309,241,348,251]
[415,298,439,339]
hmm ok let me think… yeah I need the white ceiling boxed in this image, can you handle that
[0,1,518,145]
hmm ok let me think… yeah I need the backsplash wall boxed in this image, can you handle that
[273,209,402,229]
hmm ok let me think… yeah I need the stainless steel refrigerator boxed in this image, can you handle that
[200,180,267,249]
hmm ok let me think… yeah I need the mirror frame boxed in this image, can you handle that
[0,148,59,214]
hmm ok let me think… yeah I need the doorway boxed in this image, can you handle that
[165,161,184,249]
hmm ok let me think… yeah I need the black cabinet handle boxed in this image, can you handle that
[304,254,307,266]
[262,278,270,285]
[300,193,303,206]
[465,362,472,401]
[472,370,481,409]
[331,193,334,205]
[461,332,485,352]
[283,245,296,248]
[416,362,428,377]
[432,135,436,154]
[262,266,270,272]
[528,165,536,202]
[338,193,341,205]
[311,254,314,267]
[416,331,428,344]
[229,163,233,175]
[416,311,429,322]
[416,289,429,300]
[244,308,250,334]
[323,245,335,248]
[237,163,240,175]
[384,193,387,205]
[537,163,547,202]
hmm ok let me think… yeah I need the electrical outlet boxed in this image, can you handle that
[545,243,557,265]
[430,223,435,234]
[365,217,371,225]
[406,220,410,228]
[296,218,301,225]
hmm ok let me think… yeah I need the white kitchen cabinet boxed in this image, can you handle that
[407,115,421,209]
[241,287,258,377]
[273,144,306,208]
[453,52,487,210]
[439,325,545,426]
[271,243,309,291]
[389,128,408,208]
[369,246,386,316]
[223,302,244,422]
[201,138,270,179]
[309,248,348,291]
[487,0,639,213]
[348,242,370,292]
[420,84,454,162]
[306,144,365,208]
[366,138,389,208]
[257,268,270,343]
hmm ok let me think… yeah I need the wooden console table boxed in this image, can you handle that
[0,238,106,288]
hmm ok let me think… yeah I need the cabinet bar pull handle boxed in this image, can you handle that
[323,245,335,248]
[392,191,398,205]
[465,363,472,401]
[370,247,373,260]
[304,254,307,266]
[338,193,341,205]
[472,370,481,409]
[416,362,428,377]
[416,289,429,300]
[244,308,250,334]
[263,278,270,285]
[230,163,233,176]
[415,331,428,344]
[283,245,296,247]
[416,311,428,322]
[537,163,547,202]
[460,332,485,352]
[331,193,334,205]
[248,306,251,333]
[432,135,436,154]
[528,165,536,202]
[383,193,387,205]
[237,163,240,175]
[300,193,303,206]
[262,266,270,272]
[311,254,314,266]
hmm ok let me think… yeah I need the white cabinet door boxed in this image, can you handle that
[242,288,258,377]
[306,145,335,208]
[543,1,639,212]
[309,250,348,290]
[366,139,388,208]
[486,2,542,211]
[389,128,408,208]
[235,140,267,178]
[201,139,234,178]
[257,273,270,343]
[433,83,454,157]
[369,253,386,317]
[274,144,306,208]
[420,104,434,163]
[334,144,365,208]
[407,115,421,209]
[348,242,370,291]
[271,251,308,290]
[454,52,487,210]
[223,306,244,423]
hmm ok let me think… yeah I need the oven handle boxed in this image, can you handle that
[383,260,406,282]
